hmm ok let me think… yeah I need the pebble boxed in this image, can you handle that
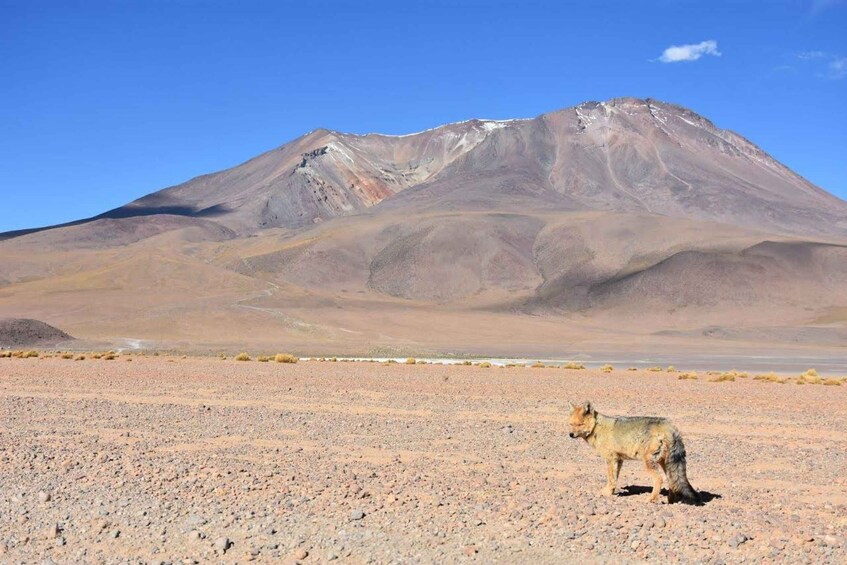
[728,533,748,548]
[215,536,231,553]
[350,509,365,521]
[37,491,51,503]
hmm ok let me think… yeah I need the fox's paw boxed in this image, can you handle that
[647,493,661,503]
[598,486,616,497]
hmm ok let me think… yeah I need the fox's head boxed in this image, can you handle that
[567,401,596,439]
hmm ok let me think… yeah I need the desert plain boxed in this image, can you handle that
[1,355,845,564]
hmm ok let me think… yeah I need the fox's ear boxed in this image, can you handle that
[582,401,592,414]
[567,400,575,410]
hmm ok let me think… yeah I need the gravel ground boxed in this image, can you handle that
[1,356,845,564]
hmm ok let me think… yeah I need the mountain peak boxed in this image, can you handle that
[4,98,845,241]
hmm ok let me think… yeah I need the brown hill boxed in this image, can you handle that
[0,318,74,348]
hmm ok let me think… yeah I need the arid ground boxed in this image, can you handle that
[1,356,845,564]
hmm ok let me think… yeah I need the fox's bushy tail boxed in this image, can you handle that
[665,430,702,505]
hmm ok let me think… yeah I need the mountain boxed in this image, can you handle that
[1,98,846,358]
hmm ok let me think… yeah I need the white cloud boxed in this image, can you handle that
[829,57,847,79]
[658,40,721,63]
[797,50,827,60]
[810,0,844,15]
[796,51,847,79]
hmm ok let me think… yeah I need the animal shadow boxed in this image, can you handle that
[617,485,721,504]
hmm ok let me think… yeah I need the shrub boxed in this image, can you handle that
[678,372,698,380]
[417,360,426,364]
[709,373,735,383]
[823,378,841,386]
[405,358,417,364]
[754,373,788,384]
[257,356,270,362]
[74,355,85,361]
[797,372,823,385]
[275,353,298,363]
[461,361,472,366]
[804,368,819,377]
[666,366,677,373]
[235,352,251,361]
[627,367,638,371]
[531,361,545,368]
[599,364,613,373]
[564,361,586,370]
[647,366,663,372]
[61,353,74,359]
[125,357,132,362]
[103,353,115,360]
[24,350,39,358]
[479,361,492,368]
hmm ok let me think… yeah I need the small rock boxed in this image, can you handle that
[293,548,308,559]
[215,537,231,553]
[823,535,843,548]
[38,491,51,503]
[728,533,748,548]
[350,509,365,521]
[46,523,61,539]
[464,545,479,556]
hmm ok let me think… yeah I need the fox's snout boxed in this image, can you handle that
[568,432,576,438]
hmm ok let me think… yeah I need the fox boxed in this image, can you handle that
[567,401,702,505]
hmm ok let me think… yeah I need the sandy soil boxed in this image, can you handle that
[1,356,845,564]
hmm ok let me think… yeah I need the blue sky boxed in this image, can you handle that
[1,0,846,232]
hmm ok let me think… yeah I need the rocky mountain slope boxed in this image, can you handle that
[1,98,845,355]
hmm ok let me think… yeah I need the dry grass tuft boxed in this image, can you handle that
[627,367,638,371]
[23,350,39,358]
[531,361,545,368]
[61,352,74,359]
[803,368,819,377]
[797,373,822,385]
[235,352,251,362]
[753,373,788,384]
[275,353,298,364]
[599,364,614,373]
[646,366,663,372]
[666,366,677,373]
[103,353,116,360]
[709,373,736,383]
[405,358,417,365]
[0,351,11,358]
[257,356,271,362]
[677,372,698,380]
[823,378,842,386]
[74,355,85,361]
[562,361,585,370]
[479,361,492,368]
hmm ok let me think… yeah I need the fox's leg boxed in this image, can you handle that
[643,457,663,502]
[600,458,621,496]
[644,438,666,503]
